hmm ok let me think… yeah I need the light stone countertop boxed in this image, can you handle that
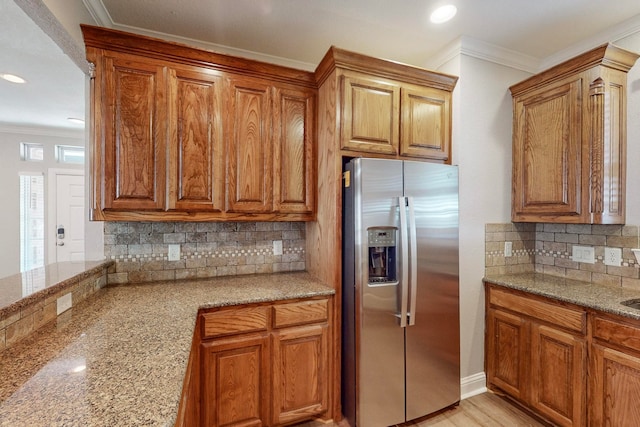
[484,273,640,320]
[0,272,334,427]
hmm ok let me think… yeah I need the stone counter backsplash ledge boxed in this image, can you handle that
[105,221,306,284]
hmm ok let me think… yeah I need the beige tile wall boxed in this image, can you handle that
[104,221,306,283]
[485,223,640,289]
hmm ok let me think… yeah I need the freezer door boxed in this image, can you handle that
[403,161,460,420]
[353,158,406,427]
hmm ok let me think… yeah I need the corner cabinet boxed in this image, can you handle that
[83,25,315,222]
[178,297,331,427]
[510,43,639,224]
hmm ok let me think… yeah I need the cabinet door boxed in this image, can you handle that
[530,324,586,427]
[512,76,583,222]
[400,85,451,162]
[273,86,315,216]
[591,344,640,426]
[102,54,167,211]
[227,77,273,213]
[271,324,328,425]
[486,309,528,400]
[201,334,269,427]
[168,67,224,212]
[340,73,400,155]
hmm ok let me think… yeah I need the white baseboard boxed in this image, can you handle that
[461,372,487,400]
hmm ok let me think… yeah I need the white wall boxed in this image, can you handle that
[0,127,83,278]
[439,54,532,386]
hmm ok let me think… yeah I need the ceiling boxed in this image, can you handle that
[3,0,640,131]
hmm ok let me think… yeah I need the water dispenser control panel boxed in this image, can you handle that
[367,226,397,285]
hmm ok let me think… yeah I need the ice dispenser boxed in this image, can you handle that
[367,226,397,284]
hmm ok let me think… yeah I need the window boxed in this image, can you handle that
[55,145,85,164]
[20,174,45,272]
[20,142,44,161]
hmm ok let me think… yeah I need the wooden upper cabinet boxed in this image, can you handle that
[226,77,273,213]
[168,66,224,212]
[341,73,400,155]
[82,25,316,221]
[315,48,457,163]
[273,86,315,215]
[510,43,639,224]
[101,53,168,212]
[400,85,451,161]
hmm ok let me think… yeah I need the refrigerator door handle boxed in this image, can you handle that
[398,196,409,328]
[407,196,418,326]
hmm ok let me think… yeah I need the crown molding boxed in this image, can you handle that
[0,124,84,139]
[82,0,114,28]
[539,13,640,70]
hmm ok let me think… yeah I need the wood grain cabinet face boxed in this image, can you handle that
[273,86,315,215]
[485,284,587,427]
[168,67,224,212]
[510,44,639,224]
[101,53,167,211]
[340,73,400,155]
[226,77,273,213]
[400,85,451,161]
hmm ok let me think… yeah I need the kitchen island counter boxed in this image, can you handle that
[484,272,640,320]
[0,272,333,427]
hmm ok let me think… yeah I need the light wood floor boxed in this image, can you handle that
[413,392,547,427]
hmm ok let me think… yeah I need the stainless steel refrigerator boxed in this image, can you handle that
[342,157,460,427]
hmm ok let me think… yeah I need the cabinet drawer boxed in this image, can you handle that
[489,286,585,333]
[593,316,640,354]
[201,306,269,339]
[273,299,328,328]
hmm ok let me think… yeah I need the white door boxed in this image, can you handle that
[48,171,85,263]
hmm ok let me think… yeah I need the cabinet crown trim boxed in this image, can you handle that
[510,43,639,96]
[315,45,458,90]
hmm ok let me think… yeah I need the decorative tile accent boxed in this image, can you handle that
[485,223,640,288]
[104,221,307,283]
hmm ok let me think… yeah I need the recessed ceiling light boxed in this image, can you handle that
[67,117,85,125]
[1,73,26,84]
[430,5,457,24]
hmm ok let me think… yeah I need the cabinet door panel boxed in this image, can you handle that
[531,324,585,427]
[512,78,582,221]
[201,335,269,427]
[227,78,272,212]
[400,86,451,161]
[591,344,640,427]
[273,86,315,215]
[486,309,528,400]
[272,324,328,425]
[169,67,224,211]
[103,55,167,210]
[341,74,399,155]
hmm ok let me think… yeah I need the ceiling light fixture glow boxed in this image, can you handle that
[430,5,457,24]
[1,73,26,84]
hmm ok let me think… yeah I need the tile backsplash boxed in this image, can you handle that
[104,222,306,283]
[485,223,640,289]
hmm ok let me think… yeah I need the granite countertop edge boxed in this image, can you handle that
[484,272,640,320]
[0,271,334,427]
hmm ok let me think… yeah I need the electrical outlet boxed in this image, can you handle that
[168,244,181,261]
[572,245,595,264]
[504,241,513,257]
[604,247,622,267]
[57,293,72,315]
[273,240,283,256]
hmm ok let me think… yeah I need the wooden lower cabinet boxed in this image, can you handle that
[485,284,586,427]
[182,297,331,427]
